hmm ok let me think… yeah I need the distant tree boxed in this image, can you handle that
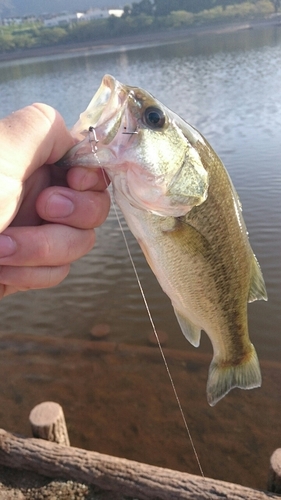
[13,32,35,48]
[131,0,153,16]
[122,5,131,17]
[0,31,14,51]
[270,0,280,12]
[153,0,217,15]
[153,0,172,16]
[168,10,194,27]
[39,26,67,46]
[107,14,120,33]
[174,0,211,13]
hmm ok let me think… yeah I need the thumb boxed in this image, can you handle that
[0,104,74,231]
[0,103,74,182]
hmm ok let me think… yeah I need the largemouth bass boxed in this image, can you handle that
[60,75,267,406]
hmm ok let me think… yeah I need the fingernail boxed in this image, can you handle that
[0,235,17,258]
[46,193,74,218]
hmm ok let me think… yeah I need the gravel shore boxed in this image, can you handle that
[0,465,138,499]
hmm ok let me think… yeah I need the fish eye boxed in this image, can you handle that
[143,106,165,129]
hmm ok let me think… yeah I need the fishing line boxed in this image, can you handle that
[112,202,204,478]
[90,128,204,478]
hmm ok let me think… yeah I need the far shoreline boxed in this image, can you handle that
[0,16,280,64]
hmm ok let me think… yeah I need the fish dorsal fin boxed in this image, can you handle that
[174,308,201,347]
[248,255,268,303]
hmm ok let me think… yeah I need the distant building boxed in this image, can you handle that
[108,9,124,18]
[82,8,110,21]
[43,13,79,27]
[2,8,124,28]
[77,8,124,21]
[2,17,24,26]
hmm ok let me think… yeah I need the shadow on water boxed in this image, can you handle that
[0,23,281,490]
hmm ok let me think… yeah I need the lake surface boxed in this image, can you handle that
[0,23,281,490]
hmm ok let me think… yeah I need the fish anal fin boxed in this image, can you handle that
[174,309,201,347]
[207,343,261,407]
[248,255,267,303]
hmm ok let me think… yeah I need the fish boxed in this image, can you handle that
[59,74,267,406]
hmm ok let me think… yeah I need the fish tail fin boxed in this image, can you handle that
[207,344,261,407]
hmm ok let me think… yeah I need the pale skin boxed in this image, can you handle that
[0,103,110,298]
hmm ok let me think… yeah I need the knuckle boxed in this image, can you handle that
[45,264,70,288]
[36,229,52,260]
[69,229,95,259]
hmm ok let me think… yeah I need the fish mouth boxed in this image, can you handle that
[71,75,127,140]
[59,75,132,168]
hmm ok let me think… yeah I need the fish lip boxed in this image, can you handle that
[58,75,134,168]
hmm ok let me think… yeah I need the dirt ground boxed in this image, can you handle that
[0,333,280,498]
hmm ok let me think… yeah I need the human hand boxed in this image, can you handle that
[0,103,110,298]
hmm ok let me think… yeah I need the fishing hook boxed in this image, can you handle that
[88,126,99,153]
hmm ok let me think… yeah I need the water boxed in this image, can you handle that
[0,24,281,489]
[0,25,280,357]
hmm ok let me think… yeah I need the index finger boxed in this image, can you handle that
[66,166,110,192]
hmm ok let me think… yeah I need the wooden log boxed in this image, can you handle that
[29,402,70,446]
[268,448,281,493]
[0,429,278,500]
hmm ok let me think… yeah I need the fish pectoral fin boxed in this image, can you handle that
[248,255,267,303]
[174,309,201,347]
[207,343,262,407]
